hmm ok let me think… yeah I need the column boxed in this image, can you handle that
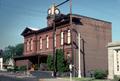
[108,48,114,79]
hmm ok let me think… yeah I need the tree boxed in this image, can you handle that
[0,49,3,56]
[3,45,16,62]
[56,49,65,72]
[2,43,24,63]
[47,49,69,72]
[15,43,24,56]
[47,55,53,70]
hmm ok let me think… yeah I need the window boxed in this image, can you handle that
[116,51,119,71]
[61,31,64,45]
[26,40,29,52]
[39,37,42,49]
[30,39,33,51]
[67,30,71,44]
[46,35,49,48]
[115,50,120,72]
[117,65,119,71]
[67,52,71,63]
[54,34,56,47]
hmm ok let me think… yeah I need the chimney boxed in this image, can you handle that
[47,15,54,27]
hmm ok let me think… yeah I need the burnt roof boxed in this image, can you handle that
[21,14,111,37]
[72,14,111,24]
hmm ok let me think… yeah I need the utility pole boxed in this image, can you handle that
[78,33,81,78]
[48,0,70,77]
[69,0,75,77]
[82,39,86,77]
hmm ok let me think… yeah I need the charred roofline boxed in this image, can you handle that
[72,14,111,24]
[21,13,111,37]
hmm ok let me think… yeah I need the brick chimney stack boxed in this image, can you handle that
[47,16,54,27]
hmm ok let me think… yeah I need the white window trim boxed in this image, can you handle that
[67,30,71,44]
[61,31,64,45]
[30,39,33,51]
[39,37,42,49]
[46,35,49,48]
[27,40,29,52]
[54,34,56,47]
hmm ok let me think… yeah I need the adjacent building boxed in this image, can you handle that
[0,49,3,70]
[108,42,120,79]
[14,13,112,77]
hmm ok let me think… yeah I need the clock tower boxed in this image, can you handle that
[47,4,60,27]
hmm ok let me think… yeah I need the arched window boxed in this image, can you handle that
[60,31,64,45]
[39,37,42,49]
[30,39,33,51]
[26,40,29,52]
[67,29,71,44]
[46,35,49,48]
[54,34,56,47]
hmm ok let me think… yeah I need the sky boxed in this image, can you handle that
[0,0,120,49]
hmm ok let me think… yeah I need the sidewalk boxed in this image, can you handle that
[39,78,74,81]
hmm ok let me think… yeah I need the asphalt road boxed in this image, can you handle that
[0,71,71,81]
[0,75,38,81]
[0,71,53,81]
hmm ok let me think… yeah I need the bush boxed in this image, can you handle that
[113,75,120,81]
[19,66,27,71]
[14,66,19,72]
[34,64,39,70]
[94,69,107,79]
[7,68,14,72]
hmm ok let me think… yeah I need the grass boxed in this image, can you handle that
[65,77,111,81]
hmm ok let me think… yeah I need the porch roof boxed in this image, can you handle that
[13,54,47,60]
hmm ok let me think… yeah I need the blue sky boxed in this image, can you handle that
[0,0,120,49]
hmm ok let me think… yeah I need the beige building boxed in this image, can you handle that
[108,41,120,79]
[0,58,3,70]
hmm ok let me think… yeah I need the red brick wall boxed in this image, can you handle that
[22,15,112,76]
[73,15,112,76]
[15,59,29,67]
[24,34,37,55]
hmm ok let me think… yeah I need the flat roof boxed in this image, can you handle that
[108,41,120,47]
[72,14,111,24]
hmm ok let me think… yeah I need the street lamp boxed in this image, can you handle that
[48,4,60,16]
[47,0,70,77]
[47,4,59,77]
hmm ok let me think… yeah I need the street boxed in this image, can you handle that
[0,75,38,81]
[0,71,71,81]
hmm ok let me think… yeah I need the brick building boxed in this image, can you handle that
[14,13,112,77]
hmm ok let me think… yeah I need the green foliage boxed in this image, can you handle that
[113,75,120,81]
[13,66,27,72]
[34,64,39,70]
[14,66,20,72]
[15,43,24,56]
[3,45,16,62]
[47,55,53,70]
[2,43,24,63]
[7,68,14,72]
[74,77,94,81]
[94,69,107,79]
[56,49,68,72]
[0,49,3,56]
[47,49,69,72]
[19,65,27,71]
